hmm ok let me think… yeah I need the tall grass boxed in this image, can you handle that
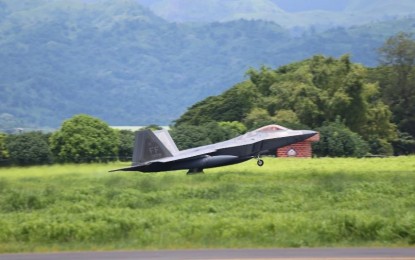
[0,157,414,252]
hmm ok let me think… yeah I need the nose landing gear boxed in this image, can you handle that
[257,157,264,167]
[257,159,264,166]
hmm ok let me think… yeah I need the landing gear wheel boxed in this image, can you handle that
[257,159,264,167]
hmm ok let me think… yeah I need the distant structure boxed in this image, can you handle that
[272,125,320,158]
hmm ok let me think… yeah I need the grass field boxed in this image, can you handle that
[0,157,414,253]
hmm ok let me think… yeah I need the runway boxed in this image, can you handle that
[1,248,415,260]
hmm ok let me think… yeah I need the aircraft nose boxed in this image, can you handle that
[301,130,318,139]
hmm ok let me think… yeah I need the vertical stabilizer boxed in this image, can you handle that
[132,130,173,165]
[153,129,179,154]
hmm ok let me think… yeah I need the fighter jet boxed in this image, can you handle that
[110,124,317,174]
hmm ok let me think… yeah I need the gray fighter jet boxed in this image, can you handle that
[110,124,317,174]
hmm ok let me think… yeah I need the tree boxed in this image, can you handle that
[392,131,415,155]
[378,32,415,137]
[174,55,397,155]
[0,133,9,165]
[174,81,256,126]
[246,65,277,96]
[5,132,52,166]
[313,119,369,157]
[170,124,211,150]
[243,108,275,130]
[218,121,247,137]
[204,122,233,143]
[117,130,134,162]
[50,114,119,163]
[247,55,395,151]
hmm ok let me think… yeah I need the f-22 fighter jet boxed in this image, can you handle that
[111,124,317,174]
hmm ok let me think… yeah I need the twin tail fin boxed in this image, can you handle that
[132,129,178,165]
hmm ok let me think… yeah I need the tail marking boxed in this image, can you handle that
[133,130,173,165]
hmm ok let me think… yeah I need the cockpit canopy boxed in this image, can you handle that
[254,124,289,132]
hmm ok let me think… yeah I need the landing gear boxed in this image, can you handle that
[187,168,204,175]
[257,159,264,167]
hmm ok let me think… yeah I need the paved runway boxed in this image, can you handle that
[1,248,415,260]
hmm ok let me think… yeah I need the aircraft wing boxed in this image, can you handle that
[109,147,217,172]
[150,148,217,163]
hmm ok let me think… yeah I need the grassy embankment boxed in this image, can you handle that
[0,157,414,253]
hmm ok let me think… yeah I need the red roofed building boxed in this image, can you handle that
[277,131,320,158]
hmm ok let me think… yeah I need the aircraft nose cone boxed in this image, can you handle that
[302,130,318,139]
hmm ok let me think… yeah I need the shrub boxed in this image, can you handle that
[5,132,52,166]
[117,130,134,161]
[313,120,369,157]
[50,114,118,163]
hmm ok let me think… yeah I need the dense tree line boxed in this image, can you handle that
[175,55,396,155]
[374,33,415,148]
[175,33,415,156]
[0,115,134,166]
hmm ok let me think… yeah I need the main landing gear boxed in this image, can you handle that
[187,168,204,175]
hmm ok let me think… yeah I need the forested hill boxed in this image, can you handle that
[1,0,415,128]
[137,0,415,29]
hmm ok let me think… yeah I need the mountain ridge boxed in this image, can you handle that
[136,0,415,29]
[0,0,414,128]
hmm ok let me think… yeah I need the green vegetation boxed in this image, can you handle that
[170,121,246,150]
[1,114,130,166]
[117,130,135,162]
[175,55,399,155]
[0,133,8,162]
[376,32,415,138]
[0,157,414,253]
[50,114,119,163]
[313,120,369,157]
[5,132,52,166]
